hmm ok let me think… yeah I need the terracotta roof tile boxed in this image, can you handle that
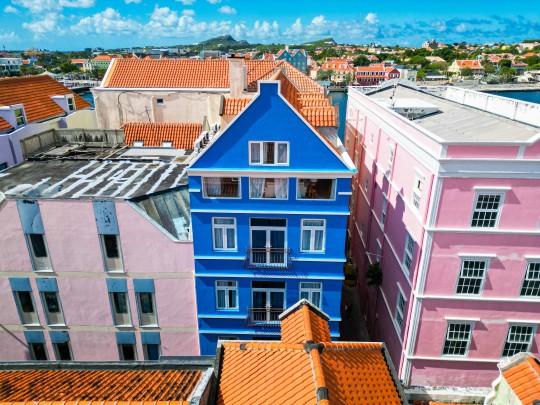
[502,356,540,404]
[222,98,251,115]
[0,76,91,124]
[0,369,200,404]
[217,300,403,405]
[93,55,113,61]
[123,122,202,149]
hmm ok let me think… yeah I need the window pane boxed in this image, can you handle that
[311,292,321,307]
[213,228,224,249]
[277,143,288,163]
[18,291,35,313]
[250,143,260,164]
[250,218,286,227]
[214,218,235,225]
[229,290,237,308]
[145,344,160,360]
[297,179,334,199]
[217,290,225,308]
[204,177,239,198]
[226,228,236,249]
[103,235,120,258]
[121,344,136,360]
[29,234,47,257]
[44,292,60,313]
[113,293,128,313]
[56,343,72,360]
[263,142,275,164]
[30,343,47,360]
[314,230,324,251]
[300,291,309,300]
[303,220,324,227]
[139,293,154,314]
[301,229,311,251]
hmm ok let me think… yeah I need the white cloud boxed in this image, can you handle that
[176,0,196,5]
[72,8,142,36]
[22,13,63,37]
[12,0,58,13]
[432,20,447,32]
[182,9,195,16]
[0,31,17,40]
[218,5,236,15]
[311,15,325,26]
[365,12,378,25]
[207,0,221,3]
[286,18,303,36]
[456,23,467,32]
[125,0,142,3]
[4,5,19,13]
[59,0,95,7]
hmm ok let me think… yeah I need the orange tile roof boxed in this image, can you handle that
[0,369,201,405]
[502,355,540,404]
[0,116,13,132]
[455,60,484,69]
[103,59,323,94]
[0,76,91,124]
[222,97,251,115]
[93,55,113,61]
[217,300,404,405]
[123,122,202,149]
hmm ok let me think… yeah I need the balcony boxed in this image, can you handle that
[246,307,283,327]
[243,247,292,270]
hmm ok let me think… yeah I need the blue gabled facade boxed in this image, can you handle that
[187,81,355,354]
[276,49,308,73]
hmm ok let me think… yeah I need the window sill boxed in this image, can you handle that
[114,324,134,328]
[48,324,67,327]
[216,308,240,312]
[22,323,42,327]
[140,324,159,328]
[34,269,54,273]
[105,270,126,274]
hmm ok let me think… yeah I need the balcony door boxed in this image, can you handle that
[250,218,286,265]
[251,281,285,322]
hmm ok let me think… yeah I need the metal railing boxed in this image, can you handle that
[246,307,284,327]
[244,247,292,270]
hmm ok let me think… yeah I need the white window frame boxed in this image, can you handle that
[161,141,173,148]
[249,178,289,200]
[501,323,537,358]
[14,107,26,127]
[300,219,326,253]
[454,258,490,296]
[215,280,238,310]
[118,343,137,360]
[14,290,40,326]
[156,98,164,105]
[26,233,53,272]
[100,234,124,273]
[442,321,474,357]
[212,217,237,251]
[402,231,414,273]
[53,342,73,361]
[412,173,424,211]
[386,145,395,177]
[520,260,540,297]
[364,179,368,191]
[470,192,505,229]
[296,178,336,201]
[394,288,406,333]
[136,292,158,327]
[299,282,322,307]
[249,141,289,165]
[381,198,387,228]
[133,140,144,147]
[40,291,66,326]
[109,291,133,327]
[67,96,75,112]
[202,177,241,199]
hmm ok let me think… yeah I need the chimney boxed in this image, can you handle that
[228,57,245,98]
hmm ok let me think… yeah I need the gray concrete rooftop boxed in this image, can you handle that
[367,86,540,142]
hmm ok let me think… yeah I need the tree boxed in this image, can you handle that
[499,59,512,68]
[343,72,354,86]
[316,69,333,81]
[59,62,79,73]
[523,56,540,66]
[353,55,370,67]
[483,62,496,74]
[461,67,472,77]
[499,67,516,82]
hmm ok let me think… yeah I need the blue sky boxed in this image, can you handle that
[1,0,539,51]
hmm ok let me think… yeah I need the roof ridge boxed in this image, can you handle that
[306,343,329,405]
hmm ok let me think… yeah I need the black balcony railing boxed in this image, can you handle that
[244,247,292,270]
[246,307,283,327]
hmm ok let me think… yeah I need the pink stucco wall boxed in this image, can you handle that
[0,198,199,361]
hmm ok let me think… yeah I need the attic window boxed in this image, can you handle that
[133,141,144,147]
[67,97,75,112]
[14,108,25,126]
[156,99,164,105]
[162,141,173,148]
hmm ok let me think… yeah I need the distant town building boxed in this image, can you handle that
[394,65,418,82]
[422,39,439,49]
[274,45,309,73]
[448,59,485,78]
[345,84,540,388]
[0,57,22,76]
[70,59,92,72]
[354,64,400,85]
[91,55,114,71]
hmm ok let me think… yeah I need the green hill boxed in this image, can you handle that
[302,38,337,47]
[199,35,249,47]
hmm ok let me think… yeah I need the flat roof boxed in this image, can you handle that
[366,86,540,142]
[0,158,188,199]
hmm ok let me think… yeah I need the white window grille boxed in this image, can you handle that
[470,193,504,228]
[456,260,488,295]
[442,322,474,356]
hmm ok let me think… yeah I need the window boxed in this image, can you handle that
[26,233,52,271]
[119,344,136,360]
[502,325,536,357]
[386,146,395,177]
[364,179,368,191]
[54,342,72,360]
[156,98,164,105]
[470,193,504,228]
[41,292,65,325]
[442,322,473,356]
[67,97,75,111]
[15,291,39,325]
[110,292,132,326]
[249,178,288,199]
[301,219,325,252]
[144,344,160,360]
[216,281,238,310]
[456,260,488,295]
[212,218,236,250]
[297,179,336,200]
[137,292,157,326]
[299,282,322,307]
[381,199,387,227]
[370,133,374,144]
[29,343,48,360]
[100,234,123,272]
[394,290,406,332]
[412,175,424,210]
[161,141,173,147]
[14,108,25,126]
[250,142,288,165]
[218,336,239,341]
[403,232,414,272]
[133,140,144,147]
[202,177,240,198]
[520,261,540,297]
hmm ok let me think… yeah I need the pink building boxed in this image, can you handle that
[345,85,540,388]
[0,146,199,361]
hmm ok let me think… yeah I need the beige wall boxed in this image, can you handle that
[64,109,98,129]
[92,89,227,129]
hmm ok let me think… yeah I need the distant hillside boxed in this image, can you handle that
[199,35,249,47]
[302,38,337,47]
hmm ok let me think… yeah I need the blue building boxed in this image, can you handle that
[187,79,355,354]
[269,47,308,73]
